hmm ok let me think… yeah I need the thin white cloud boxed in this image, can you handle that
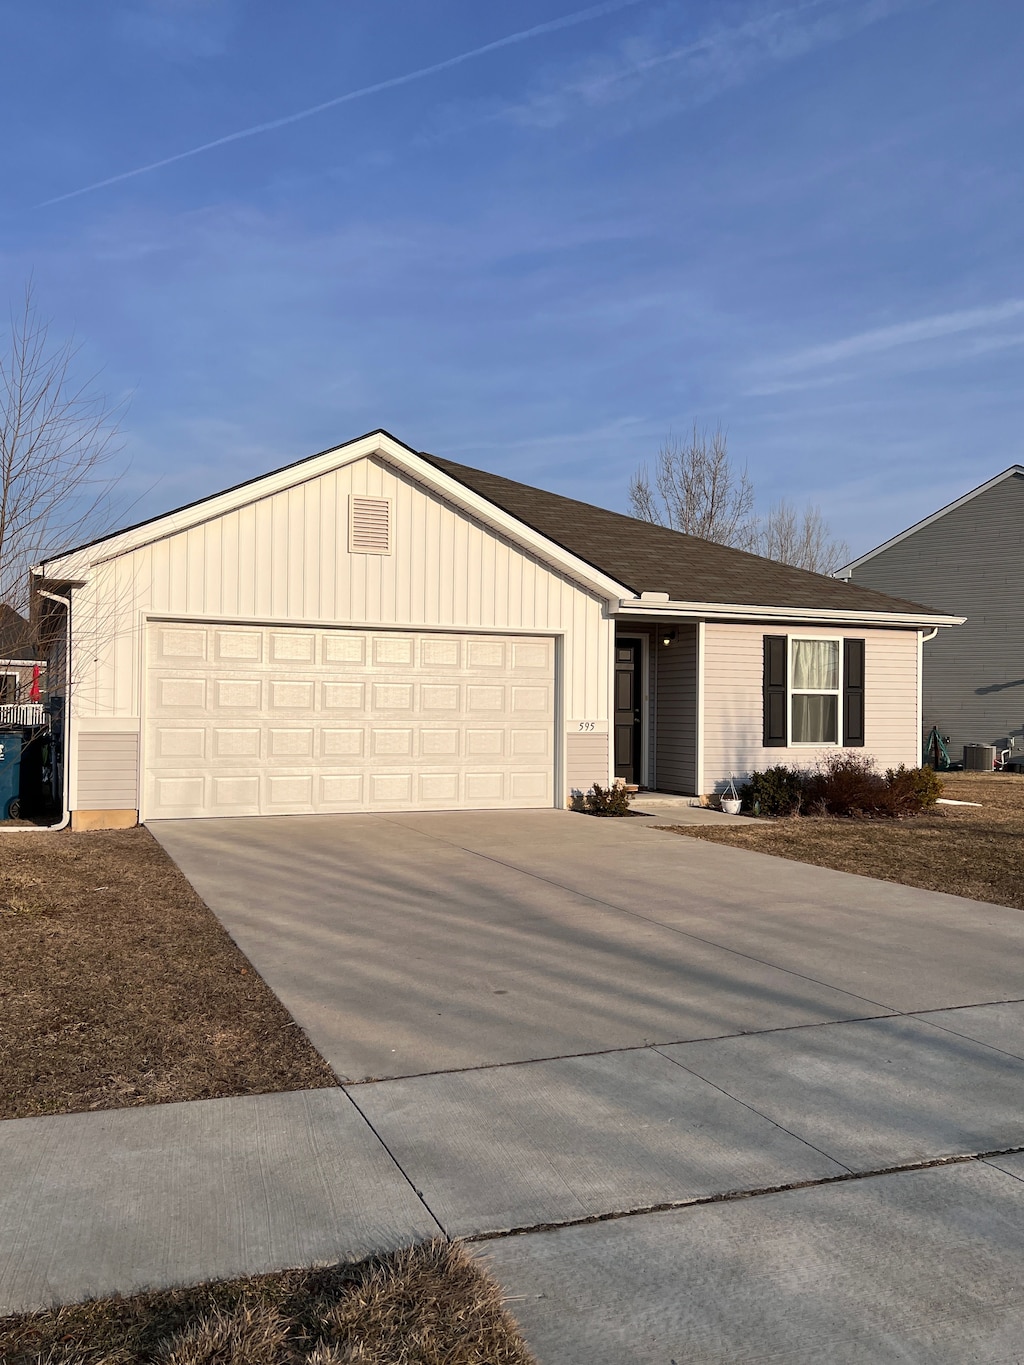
[772,299,1024,372]
[498,0,919,132]
[37,0,644,208]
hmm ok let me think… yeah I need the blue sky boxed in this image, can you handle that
[2,0,1022,556]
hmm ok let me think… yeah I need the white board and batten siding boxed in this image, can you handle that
[700,623,920,792]
[67,454,614,816]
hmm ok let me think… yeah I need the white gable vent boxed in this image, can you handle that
[349,495,392,555]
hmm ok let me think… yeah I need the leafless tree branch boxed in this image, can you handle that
[0,283,126,629]
[628,425,848,574]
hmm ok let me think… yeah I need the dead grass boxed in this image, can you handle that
[0,1240,536,1365]
[0,827,336,1120]
[667,772,1024,911]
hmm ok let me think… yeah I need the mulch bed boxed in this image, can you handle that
[665,772,1024,911]
[0,827,336,1120]
[0,1240,536,1365]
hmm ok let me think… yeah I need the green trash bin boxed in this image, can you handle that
[0,730,24,819]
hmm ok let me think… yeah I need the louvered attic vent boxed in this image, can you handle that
[349,495,392,554]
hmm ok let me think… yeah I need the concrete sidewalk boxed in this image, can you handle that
[486,1160,1024,1364]
[0,1089,440,1314]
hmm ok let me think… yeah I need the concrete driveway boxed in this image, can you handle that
[147,810,1024,1362]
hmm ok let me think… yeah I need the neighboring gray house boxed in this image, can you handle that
[840,466,1024,762]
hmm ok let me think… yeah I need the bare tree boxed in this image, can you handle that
[0,284,124,633]
[755,499,851,576]
[629,425,757,547]
[629,425,849,574]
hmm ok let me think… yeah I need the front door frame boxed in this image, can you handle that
[613,633,650,787]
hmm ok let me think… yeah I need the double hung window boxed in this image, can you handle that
[763,634,865,748]
[790,638,840,744]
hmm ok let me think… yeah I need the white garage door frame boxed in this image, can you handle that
[138,614,566,821]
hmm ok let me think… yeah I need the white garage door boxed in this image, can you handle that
[143,622,556,819]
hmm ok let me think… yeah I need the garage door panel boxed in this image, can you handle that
[145,624,555,818]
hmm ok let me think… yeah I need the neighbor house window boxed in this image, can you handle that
[790,638,840,744]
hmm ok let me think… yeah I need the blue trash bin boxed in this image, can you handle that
[0,730,24,819]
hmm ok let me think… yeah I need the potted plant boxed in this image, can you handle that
[721,777,742,816]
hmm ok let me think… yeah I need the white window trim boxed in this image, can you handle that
[788,634,842,747]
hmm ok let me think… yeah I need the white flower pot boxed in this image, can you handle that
[721,798,742,815]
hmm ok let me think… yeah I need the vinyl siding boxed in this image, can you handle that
[566,732,611,795]
[850,473,1024,755]
[654,625,697,794]
[76,731,139,809]
[63,454,613,807]
[701,623,919,792]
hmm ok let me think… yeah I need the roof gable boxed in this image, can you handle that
[38,427,956,623]
[841,466,1024,574]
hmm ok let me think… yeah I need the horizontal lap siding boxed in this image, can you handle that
[701,623,919,792]
[655,626,697,794]
[566,732,611,796]
[76,732,139,809]
[851,473,1024,754]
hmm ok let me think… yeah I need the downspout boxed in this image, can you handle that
[0,588,73,833]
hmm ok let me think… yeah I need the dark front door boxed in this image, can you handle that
[614,638,642,784]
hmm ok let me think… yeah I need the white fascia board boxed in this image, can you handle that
[36,432,632,603]
[839,465,1024,574]
[614,599,965,629]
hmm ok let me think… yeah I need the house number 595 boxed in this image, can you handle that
[577,721,596,731]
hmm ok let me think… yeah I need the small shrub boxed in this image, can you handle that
[570,782,633,816]
[883,763,944,815]
[740,765,804,817]
[804,753,886,817]
[804,754,943,818]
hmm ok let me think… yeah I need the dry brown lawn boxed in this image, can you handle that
[0,827,336,1120]
[668,772,1024,911]
[0,1240,536,1365]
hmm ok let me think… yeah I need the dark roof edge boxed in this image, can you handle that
[840,464,1024,573]
[38,428,412,568]
[415,451,639,595]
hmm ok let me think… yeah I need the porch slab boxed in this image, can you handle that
[629,791,750,823]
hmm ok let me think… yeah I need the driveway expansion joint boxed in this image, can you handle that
[462,1144,1024,1245]
[341,1086,450,1241]
[340,996,1024,1089]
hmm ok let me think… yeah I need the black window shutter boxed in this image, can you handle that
[843,638,866,747]
[763,635,788,747]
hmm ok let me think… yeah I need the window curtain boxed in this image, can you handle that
[791,639,839,691]
[792,693,838,744]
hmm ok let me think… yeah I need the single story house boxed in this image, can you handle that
[33,430,960,829]
[840,466,1023,763]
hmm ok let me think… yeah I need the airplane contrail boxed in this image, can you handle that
[38,0,644,208]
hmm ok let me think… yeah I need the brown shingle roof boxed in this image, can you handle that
[419,453,944,617]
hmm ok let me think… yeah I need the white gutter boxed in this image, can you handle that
[0,589,72,833]
[614,599,964,630]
